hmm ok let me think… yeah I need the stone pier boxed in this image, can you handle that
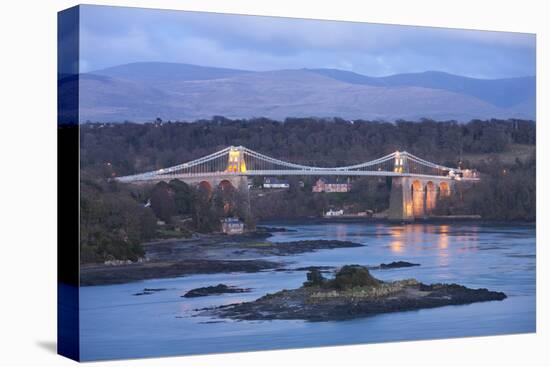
[388,176,453,221]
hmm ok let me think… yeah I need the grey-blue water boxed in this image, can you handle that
[79,223,536,361]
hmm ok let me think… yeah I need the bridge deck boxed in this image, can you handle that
[117,170,479,183]
[114,146,479,184]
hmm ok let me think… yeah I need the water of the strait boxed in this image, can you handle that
[79,222,535,361]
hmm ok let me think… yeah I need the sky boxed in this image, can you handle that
[78,5,536,79]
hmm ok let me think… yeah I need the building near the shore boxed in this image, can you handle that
[460,169,479,179]
[263,177,290,189]
[221,217,245,234]
[325,209,344,217]
[312,177,351,193]
[355,211,372,217]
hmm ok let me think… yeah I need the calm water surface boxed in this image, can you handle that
[79,222,535,361]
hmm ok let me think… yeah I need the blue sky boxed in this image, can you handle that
[79,5,536,78]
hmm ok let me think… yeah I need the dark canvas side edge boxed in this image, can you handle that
[57,5,80,362]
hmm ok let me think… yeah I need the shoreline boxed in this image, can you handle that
[259,217,536,226]
[79,231,364,286]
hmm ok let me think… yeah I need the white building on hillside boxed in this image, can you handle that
[325,209,344,217]
[263,178,290,189]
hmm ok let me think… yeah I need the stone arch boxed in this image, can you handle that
[411,180,425,218]
[439,181,450,198]
[218,179,238,215]
[218,179,235,192]
[425,181,437,214]
[197,180,213,200]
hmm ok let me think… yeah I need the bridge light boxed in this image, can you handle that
[394,152,404,173]
[227,148,247,173]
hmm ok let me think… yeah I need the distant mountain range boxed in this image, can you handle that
[68,62,535,123]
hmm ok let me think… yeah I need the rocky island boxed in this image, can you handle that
[183,284,251,298]
[199,265,507,322]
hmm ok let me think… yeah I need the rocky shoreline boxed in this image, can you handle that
[80,259,280,286]
[80,230,364,286]
[199,266,507,322]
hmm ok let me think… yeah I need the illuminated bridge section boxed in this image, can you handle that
[115,146,478,183]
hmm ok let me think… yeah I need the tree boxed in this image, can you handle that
[169,179,194,215]
[80,179,157,263]
[303,269,325,287]
[150,182,176,222]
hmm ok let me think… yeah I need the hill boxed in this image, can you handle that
[71,62,535,123]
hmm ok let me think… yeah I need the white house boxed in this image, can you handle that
[325,209,344,217]
[263,178,290,189]
[221,217,244,235]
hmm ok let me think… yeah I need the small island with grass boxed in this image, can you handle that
[200,265,506,322]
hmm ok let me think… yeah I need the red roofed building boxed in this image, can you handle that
[312,177,351,193]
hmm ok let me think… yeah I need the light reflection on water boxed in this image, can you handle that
[389,226,404,253]
[79,222,535,361]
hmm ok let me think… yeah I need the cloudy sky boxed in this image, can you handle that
[79,5,536,78]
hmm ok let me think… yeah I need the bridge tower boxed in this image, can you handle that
[388,177,414,221]
[227,146,247,173]
[393,151,408,174]
[388,152,413,221]
[224,146,249,193]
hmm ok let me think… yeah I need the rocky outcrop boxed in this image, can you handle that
[183,284,251,298]
[378,261,420,269]
[132,288,167,296]
[200,266,506,321]
[81,259,280,286]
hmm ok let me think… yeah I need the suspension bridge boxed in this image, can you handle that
[115,146,475,183]
[115,146,479,221]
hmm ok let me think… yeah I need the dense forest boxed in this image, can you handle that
[80,177,156,263]
[434,153,536,221]
[80,117,535,177]
[78,117,536,263]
